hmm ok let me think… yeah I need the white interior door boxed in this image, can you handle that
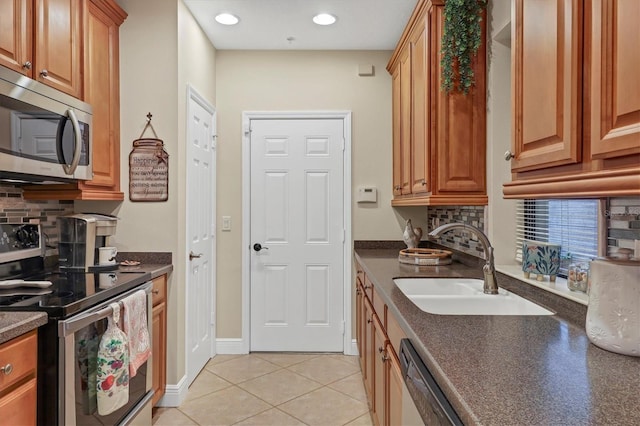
[250,117,345,352]
[186,87,216,384]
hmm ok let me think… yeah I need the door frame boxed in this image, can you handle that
[241,111,353,354]
[185,84,217,383]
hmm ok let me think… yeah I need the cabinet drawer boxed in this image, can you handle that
[152,275,167,306]
[0,377,37,425]
[356,265,365,284]
[372,285,386,326]
[363,275,374,302]
[0,331,37,393]
[386,311,406,356]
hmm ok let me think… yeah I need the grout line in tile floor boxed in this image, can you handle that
[152,353,374,426]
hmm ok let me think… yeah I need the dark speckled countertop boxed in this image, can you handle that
[0,311,47,345]
[355,248,640,426]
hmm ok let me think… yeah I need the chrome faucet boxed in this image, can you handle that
[428,223,499,294]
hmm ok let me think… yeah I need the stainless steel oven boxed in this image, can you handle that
[59,282,153,425]
[0,223,154,425]
[0,66,92,182]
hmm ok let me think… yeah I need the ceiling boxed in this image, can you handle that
[183,0,419,50]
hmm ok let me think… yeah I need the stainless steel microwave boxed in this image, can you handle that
[0,67,92,183]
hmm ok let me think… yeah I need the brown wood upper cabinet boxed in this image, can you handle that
[0,0,82,98]
[504,0,640,199]
[21,0,127,200]
[388,0,488,206]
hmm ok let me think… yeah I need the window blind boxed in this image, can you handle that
[515,199,599,275]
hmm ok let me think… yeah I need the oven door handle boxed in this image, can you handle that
[58,281,152,337]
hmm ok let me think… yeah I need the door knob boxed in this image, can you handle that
[504,150,515,161]
[253,243,269,252]
[189,251,203,260]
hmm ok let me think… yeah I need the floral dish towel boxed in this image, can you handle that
[122,289,151,377]
[97,302,130,416]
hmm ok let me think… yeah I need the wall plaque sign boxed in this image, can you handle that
[129,138,169,201]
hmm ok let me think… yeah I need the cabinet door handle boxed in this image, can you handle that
[381,353,389,363]
[421,179,426,186]
[367,318,372,324]
[504,150,515,161]
[378,346,384,353]
[394,185,401,191]
[0,363,13,376]
[23,61,32,70]
[40,69,48,77]
[152,289,160,294]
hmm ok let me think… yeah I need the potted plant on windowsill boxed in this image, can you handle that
[441,0,488,94]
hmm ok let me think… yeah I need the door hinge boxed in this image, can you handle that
[244,124,252,137]
[211,312,216,326]
[341,138,345,151]
[342,229,346,243]
[340,320,345,335]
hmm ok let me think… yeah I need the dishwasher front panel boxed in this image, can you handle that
[399,339,463,426]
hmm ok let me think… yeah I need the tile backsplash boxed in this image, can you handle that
[424,196,640,261]
[0,184,74,254]
[607,197,640,258]
[426,206,486,257]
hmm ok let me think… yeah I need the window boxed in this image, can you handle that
[516,199,600,275]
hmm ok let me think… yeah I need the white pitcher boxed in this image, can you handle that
[586,258,640,357]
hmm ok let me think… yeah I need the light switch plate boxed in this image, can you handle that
[222,216,231,231]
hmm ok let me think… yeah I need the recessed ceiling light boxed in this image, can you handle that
[313,13,337,26]
[215,13,239,25]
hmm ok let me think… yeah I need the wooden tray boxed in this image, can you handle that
[398,248,453,266]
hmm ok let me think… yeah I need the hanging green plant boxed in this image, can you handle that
[441,0,487,94]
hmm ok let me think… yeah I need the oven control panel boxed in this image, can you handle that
[0,223,42,257]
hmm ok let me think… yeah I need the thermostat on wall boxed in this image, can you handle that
[357,186,377,203]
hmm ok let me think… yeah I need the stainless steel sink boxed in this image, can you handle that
[394,278,554,316]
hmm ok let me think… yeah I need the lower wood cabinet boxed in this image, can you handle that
[387,349,403,426]
[355,262,406,426]
[0,330,38,425]
[372,313,387,425]
[151,274,167,407]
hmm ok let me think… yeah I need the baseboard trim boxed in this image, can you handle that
[214,338,358,355]
[350,339,358,356]
[216,338,248,354]
[156,374,188,407]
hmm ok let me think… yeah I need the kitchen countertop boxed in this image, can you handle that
[118,263,173,280]
[355,248,640,426]
[0,311,47,345]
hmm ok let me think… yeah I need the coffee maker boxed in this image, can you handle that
[57,214,118,271]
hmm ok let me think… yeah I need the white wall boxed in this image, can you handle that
[215,50,401,338]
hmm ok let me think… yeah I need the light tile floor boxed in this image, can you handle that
[152,353,374,426]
